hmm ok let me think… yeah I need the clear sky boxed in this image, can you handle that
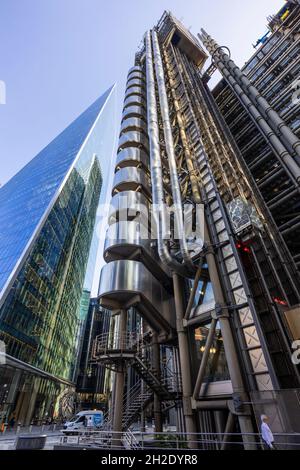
[0,0,284,187]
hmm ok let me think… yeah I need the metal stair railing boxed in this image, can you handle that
[122,429,141,449]
[101,379,153,432]
[92,331,152,359]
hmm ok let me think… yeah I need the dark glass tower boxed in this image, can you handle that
[0,86,116,426]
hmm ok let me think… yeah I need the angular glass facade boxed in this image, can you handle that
[0,88,112,294]
[0,86,116,425]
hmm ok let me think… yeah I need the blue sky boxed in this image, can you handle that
[0,0,284,187]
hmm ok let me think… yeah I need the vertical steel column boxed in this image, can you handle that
[202,232,256,449]
[173,273,198,448]
[165,46,257,444]
[192,318,217,400]
[152,333,163,432]
[145,30,189,277]
[199,32,300,182]
[221,412,235,451]
[202,30,300,162]
[112,310,127,446]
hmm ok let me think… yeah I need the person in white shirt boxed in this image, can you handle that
[85,415,94,436]
[86,416,94,428]
[261,414,275,450]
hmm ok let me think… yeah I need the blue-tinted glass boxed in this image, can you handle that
[0,87,113,293]
[0,86,116,380]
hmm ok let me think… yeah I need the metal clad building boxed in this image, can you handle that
[94,4,300,449]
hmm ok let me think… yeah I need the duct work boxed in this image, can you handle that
[199,30,300,182]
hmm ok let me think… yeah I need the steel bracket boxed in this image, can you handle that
[211,303,230,319]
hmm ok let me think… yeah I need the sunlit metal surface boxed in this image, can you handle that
[118,131,149,154]
[124,87,144,100]
[120,117,147,136]
[99,260,175,333]
[108,190,150,227]
[127,66,144,77]
[104,221,151,257]
[122,105,147,123]
[112,167,151,197]
[123,95,146,111]
[115,148,149,171]
[104,221,171,288]
[126,78,145,91]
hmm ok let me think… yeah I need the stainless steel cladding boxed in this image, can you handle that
[108,190,150,227]
[112,167,151,197]
[99,259,175,335]
[116,147,149,170]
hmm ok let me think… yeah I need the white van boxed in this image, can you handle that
[62,410,104,434]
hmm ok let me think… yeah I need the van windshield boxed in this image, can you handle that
[68,416,79,423]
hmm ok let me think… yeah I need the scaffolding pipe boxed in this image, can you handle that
[202,30,300,163]
[152,30,196,274]
[145,30,190,278]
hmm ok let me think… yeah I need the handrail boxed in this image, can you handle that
[60,429,300,450]
[93,331,153,358]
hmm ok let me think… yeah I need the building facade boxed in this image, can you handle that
[94,3,300,449]
[0,86,116,426]
[76,300,111,411]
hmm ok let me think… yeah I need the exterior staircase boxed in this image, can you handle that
[93,332,181,431]
[101,379,153,431]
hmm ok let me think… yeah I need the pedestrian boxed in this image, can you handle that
[9,415,15,430]
[261,414,276,450]
[86,416,94,432]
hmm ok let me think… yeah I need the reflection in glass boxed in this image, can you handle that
[194,322,230,383]
[0,87,116,394]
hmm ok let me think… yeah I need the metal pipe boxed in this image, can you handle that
[152,30,196,274]
[193,400,229,410]
[202,30,300,162]
[162,46,202,204]
[152,333,163,432]
[145,30,190,277]
[192,54,300,303]
[199,32,300,182]
[160,42,258,446]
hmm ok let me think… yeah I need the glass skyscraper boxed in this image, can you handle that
[0,85,116,426]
